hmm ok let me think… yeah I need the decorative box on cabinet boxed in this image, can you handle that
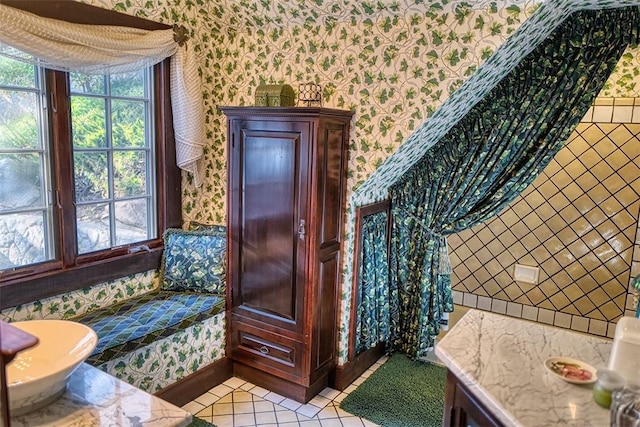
[220,106,353,403]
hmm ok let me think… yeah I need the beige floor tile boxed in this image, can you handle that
[240,381,256,391]
[234,412,256,426]
[214,390,234,403]
[316,405,339,419]
[297,403,322,418]
[234,390,255,402]
[234,401,255,414]
[212,402,234,416]
[194,392,218,407]
[341,416,366,426]
[212,414,234,427]
[195,405,213,417]
[209,384,234,398]
[276,410,300,424]
[253,400,276,413]
[281,397,303,411]
[332,392,348,403]
[319,418,344,427]
[249,385,271,397]
[254,411,277,424]
[318,387,341,400]
[264,391,286,404]
[224,377,247,389]
[307,394,332,409]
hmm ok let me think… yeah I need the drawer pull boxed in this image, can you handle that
[259,346,269,355]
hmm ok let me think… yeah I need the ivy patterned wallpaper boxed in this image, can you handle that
[0,271,157,321]
[11,0,640,366]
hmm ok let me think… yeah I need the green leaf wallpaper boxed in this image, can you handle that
[36,0,640,365]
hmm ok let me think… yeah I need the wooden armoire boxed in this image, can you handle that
[220,106,353,402]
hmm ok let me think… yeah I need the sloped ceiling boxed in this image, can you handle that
[352,0,640,207]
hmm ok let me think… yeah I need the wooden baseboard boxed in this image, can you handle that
[331,343,385,390]
[154,344,386,406]
[155,357,233,407]
[233,362,328,403]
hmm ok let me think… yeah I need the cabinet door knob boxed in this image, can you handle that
[298,219,306,240]
[259,346,269,355]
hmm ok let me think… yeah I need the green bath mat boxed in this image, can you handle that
[340,354,447,427]
[187,417,216,427]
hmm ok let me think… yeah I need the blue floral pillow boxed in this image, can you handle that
[160,227,226,295]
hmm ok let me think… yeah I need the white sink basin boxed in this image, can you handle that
[6,320,98,416]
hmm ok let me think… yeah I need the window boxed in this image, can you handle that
[0,2,181,309]
[0,56,51,269]
[70,70,156,254]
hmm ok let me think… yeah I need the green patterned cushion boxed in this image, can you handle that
[75,290,224,366]
[161,227,226,294]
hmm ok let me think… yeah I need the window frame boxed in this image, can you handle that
[0,1,182,309]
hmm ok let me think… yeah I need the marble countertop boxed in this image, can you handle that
[435,309,612,427]
[10,363,192,426]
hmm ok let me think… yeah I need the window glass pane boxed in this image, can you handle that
[69,73,105,95]
[110,70,144,98]
[112,100,146,148]
[73,68,155,255]
[0,55,53,271]
[0,153,44,210]
[0,55,35,87]
[76,203,111,253]
[115,199,149,245]
[71,96,107,148]
[0,90,40,150]
[0,212,49,269]
[114,150,147,197]
[74,151,109,202]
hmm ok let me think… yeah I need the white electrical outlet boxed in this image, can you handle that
[514,264,540,285]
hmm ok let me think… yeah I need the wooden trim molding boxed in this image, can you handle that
[348,199,391,360]
[0,1,170,29]
[155,357,234,407]
[331,343,385,391]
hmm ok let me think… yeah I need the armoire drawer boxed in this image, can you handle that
[230,322,303,380]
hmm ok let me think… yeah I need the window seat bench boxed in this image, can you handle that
[73,225,228,394]
[72,289,226,393]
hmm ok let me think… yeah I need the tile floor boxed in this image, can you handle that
[181,305,468,427]
[182,358,387,427]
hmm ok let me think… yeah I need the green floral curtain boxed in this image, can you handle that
[355,211,391,353]
[388,7,640,360]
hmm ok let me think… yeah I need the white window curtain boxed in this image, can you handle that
[0,3,206,186]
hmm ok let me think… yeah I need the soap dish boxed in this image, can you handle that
[544,356,597,384]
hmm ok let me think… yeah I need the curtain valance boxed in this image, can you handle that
[0,3,206,185]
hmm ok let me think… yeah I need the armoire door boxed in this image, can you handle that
[228,120,310,334]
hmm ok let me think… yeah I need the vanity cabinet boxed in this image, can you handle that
[220,107,353,402]
[445,370,505,427]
